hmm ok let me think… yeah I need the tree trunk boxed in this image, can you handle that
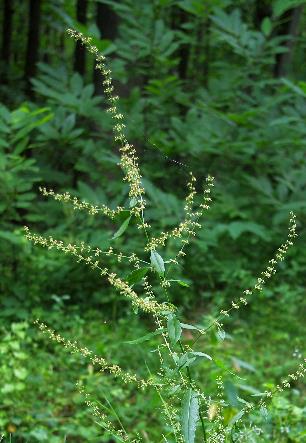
[1,0,14,83]
[93,1,118,94]
[74,0,88,76]
[274,6,304,77]
[24,0,41,95]
[201,18,210,88]
[172,9,189,82]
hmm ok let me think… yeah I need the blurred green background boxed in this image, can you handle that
[0,0,305,441]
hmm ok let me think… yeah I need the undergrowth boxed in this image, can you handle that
[21,29,305,443]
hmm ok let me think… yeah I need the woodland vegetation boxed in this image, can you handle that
[0,1,306,442]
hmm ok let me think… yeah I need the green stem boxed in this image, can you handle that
[199,410,207,443]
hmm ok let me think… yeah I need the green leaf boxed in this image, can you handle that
[273,0,306,17]
[180,323,202,332]
[168,384,181,396]
[125,328,164,344]
[0,230,22,245]
[229,409,245,426]
[77,181,101,203]
[281,78,306,97]
[227,221,269,241]
[1,384,16,394]
[167,314,182,345]
[261,17,272,36]
[260,405,269,420]
[237,384,261,395]
[29,429,49,441]
[169,279,190,287]
[150,250,165,275]
[126,267,149,285]
[112,215,131,239]
[216,329,226,341]
[232,357,256,373]
[181,389,199,443]
[178,351,212,371]
[224,380,240,408]
[129,197,137,208]
[13,367,28,380]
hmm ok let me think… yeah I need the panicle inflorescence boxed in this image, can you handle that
[266,356,306,395]
[219,212,297,320]
[39,186,124,218]
[66,29,146,228]
[24,227,173,316]
[34,320,155,389]
[76,382,141,443]
[145,174,214,255]
[226,355,306,430]
[169,175,214,265]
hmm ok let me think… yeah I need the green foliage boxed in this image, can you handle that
[0,0,306,441]
[167,314,182,345]
[150,250,166,275]
[181,389,199,443]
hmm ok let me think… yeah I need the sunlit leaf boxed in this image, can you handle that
[178,351,212,371]
[167,314,182,345]
[228,409,244,426]
[150,250,165,275]
[181,389,199,443]
[273,0,306,18]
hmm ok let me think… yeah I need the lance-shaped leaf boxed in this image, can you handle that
[124,328,164,344]
[167,314,182,345]
[229,409,245,426]
[112,215,131,239]
[181,389,199,443]
[150,250,165,275]
[126,267,149,286]
[177,351,212,371]
[169,279,190,287]
[180,323,202,332]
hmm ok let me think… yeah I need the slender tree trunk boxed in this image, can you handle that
[1,0,14,83]
[201,17,210,88]
[24,0,41,95]
[173,9,190,82]
[96,1,118,40]
[42,25,50,64]
[93,1,117,94]
[74,0,88,76]
[275,6,304,77]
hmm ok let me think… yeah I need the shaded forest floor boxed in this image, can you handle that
[1,301,305,442]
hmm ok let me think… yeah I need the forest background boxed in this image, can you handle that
[0,0,306,441]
